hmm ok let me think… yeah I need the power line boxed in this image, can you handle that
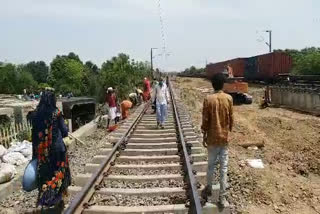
[157,0,167,60]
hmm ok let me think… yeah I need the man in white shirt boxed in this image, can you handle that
[152,78,169,129]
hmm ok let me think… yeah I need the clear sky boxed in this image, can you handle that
[1,0,319,71]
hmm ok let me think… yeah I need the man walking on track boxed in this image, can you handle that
[152,78,169,129]
[201,73,234,208]
[105,87,118,128]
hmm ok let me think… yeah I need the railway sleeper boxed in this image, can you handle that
[117,147,203,156]
[132,129,176,134]
[68,186,227,212]
[130,133,177,138]
[135,125,176,130]
[81,203,230,214]
[125,142,178,149]
[91,153,206,165]
[138,121,175,125]
[128,137,177,143]
[74,172,207,187]
[84,161,207,174]
[69,185,219,197]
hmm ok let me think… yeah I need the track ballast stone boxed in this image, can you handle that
[108,168,183,176]
[90,194,187,206]
[116,160,178,165]
[102,179,185,189]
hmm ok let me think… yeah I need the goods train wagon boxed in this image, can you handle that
[206,58,246,79]
[244,52,292,82]
[206,52,292,82]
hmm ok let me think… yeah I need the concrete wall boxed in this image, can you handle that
[270,86,320,115]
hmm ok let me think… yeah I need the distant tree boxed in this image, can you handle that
[16,65,38,93]
[82,61,100,96]
[49,53,84,95]
[276,47,320,75]
[293,52,320,75]
[100,53,151,100]
[0,63,18,94]
[85,61,99,74]
[181,65,205,76]
[67,52,82,63]
[22,61,49,83]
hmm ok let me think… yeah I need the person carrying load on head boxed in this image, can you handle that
[143,77,151,102]
[152,78,169,129]
[30,87,71,213]
[201,73,234,208]
[105,87,118,128]
[120,99,133,120]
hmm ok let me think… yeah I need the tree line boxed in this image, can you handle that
[275,47,320,75]
[0,52,152,102]
[178,66,205,77]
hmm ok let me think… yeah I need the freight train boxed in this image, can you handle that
[206,52,293,83]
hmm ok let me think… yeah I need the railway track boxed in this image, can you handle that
[65,81,230,214]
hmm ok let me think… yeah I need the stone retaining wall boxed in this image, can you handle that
[270,86,320,115]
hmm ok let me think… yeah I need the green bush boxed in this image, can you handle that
[16,129,32,142]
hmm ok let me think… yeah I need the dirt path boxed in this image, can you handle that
[174,77,320,214]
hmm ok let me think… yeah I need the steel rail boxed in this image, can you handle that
[168,79,203,214]
[65,103,149,214]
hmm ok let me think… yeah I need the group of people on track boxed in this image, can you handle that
[105,77,170,130]
[26,72,233,213]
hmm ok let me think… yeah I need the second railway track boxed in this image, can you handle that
[65,80,230,214]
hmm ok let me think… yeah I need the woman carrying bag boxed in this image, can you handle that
[24,88,71,213]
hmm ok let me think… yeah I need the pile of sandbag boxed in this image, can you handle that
[0,163,16,184]
[7,140,32,161]
[0,140,33,184]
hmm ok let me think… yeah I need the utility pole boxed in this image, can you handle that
[265,30,272,53]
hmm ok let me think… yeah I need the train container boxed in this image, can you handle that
[206,58,246,79]
[244,52,292,81]
[207,52,292,82]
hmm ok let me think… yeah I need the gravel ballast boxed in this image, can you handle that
[90,193,187,206]
[102,179,185,189]
[108,168,183,176]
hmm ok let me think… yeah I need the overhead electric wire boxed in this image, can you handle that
[157,0,169,69]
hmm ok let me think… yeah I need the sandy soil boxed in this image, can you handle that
[174,77,320,214]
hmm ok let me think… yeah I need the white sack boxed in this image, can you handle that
[0,145,7,158]
[2,152,28,166]
[246,159,265,169]
[0,163,16,184]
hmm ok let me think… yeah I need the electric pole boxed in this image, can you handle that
[265,30,272,53]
